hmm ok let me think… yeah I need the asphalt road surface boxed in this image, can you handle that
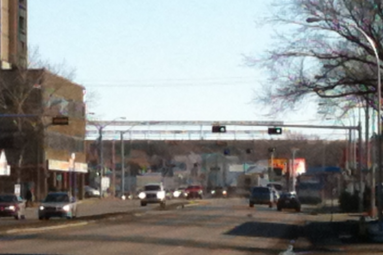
[0,198,349,255]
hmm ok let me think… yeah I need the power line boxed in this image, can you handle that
[78,77,263,88]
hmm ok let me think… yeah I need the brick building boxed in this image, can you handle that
[0,0,28,69]
[0,68,87,200]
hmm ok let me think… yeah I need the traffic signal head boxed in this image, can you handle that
[268,127,282,135]
[212,125,226,133]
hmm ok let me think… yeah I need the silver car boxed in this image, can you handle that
[85,186,100,198]
[138,183,166,208]
[38,192,78,220]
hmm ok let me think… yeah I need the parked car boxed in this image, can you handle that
[277,192,301,212]
[184,185,203,199]
[38,192,78,220]
[85,186,100,198]
[210,187,228,198]
[138,183,167,208]
[0,194,26,220]
[249,186,275,208]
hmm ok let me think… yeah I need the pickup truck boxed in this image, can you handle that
[138,183,167,208]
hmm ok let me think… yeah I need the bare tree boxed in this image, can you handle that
[0,46,78,185]
[248,0,382,116]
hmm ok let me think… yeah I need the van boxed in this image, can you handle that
[249,186,274,208]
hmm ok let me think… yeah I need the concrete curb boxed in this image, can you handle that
[6,222,89,234]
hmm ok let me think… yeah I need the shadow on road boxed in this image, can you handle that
[225,221,300,240]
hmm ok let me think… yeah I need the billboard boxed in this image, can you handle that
[267,158,306,176]
[292,158,306,176]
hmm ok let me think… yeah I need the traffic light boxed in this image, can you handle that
[212,125,226,133]
[268,127,282,135]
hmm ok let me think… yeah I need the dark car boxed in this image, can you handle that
[249,186,274,208]
[209,187,228,198]
[185,185,203,199]
[277,192,301,212]
[38,192,78,220]
[0,194,26,220]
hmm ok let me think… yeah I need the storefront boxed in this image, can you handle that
[47,159,88,199]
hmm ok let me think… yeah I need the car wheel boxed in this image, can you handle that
[296,207,301,212]
[45,216,50,220]
[249,202,254,208]
[21,215,26,220]
[38,216,44,220]
[277,206,282,211]
[269,203,273,208]
[140,201,147,206]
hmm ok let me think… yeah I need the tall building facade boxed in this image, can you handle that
[0,0,27,69]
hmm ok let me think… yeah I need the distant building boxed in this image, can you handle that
[0,0,28,69]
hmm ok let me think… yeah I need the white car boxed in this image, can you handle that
[85,186,101,198]
[138,183,166,208]
[38,192,78,220]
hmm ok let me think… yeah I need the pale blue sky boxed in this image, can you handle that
[29,0,326,128]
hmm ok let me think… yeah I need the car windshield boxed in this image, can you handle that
[145,185,161,191]
[252,188,270,194]
[44,194,70,203]
[2,1,376,254]
[187,186,201,189]
[281,193,295,199]
[0,195,16,203]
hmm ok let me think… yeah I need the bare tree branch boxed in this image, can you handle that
[248,0,383,117]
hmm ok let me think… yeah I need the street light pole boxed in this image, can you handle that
[120,124,140,199]
[306,17,381,221]
[94,117,126,199]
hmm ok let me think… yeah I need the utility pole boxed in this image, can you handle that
[358,122,363,213]
[291,148,299,192]
[120,132,125,197]
[98,127,103,198]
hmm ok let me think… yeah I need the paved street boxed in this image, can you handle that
[0,198,382,254]
[0,198,327,254]
[0,197,181,228]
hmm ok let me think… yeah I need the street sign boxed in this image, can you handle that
[0,150,10,176]
[14,184,21,197]
[52,116,69,125]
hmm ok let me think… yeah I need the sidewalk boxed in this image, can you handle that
[293,202,383,253]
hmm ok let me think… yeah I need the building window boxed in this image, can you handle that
[19,16,25,31]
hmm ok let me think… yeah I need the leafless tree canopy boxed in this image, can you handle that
[249,0,383,116]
